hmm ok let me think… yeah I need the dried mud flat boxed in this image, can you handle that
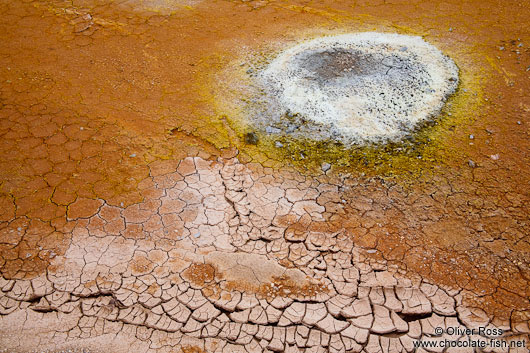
[0,0,528,352]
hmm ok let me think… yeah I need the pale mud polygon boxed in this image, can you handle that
[255,32,459,145]
[118,0,199,13]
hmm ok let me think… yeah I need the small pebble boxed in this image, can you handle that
[468,160,476,168]
[244,132,259,145]
[129,153,136,157]
[490,154,500,160]
[366,249,377,254]
[274,141,283,148]
[469,134,474,139]
[321,162,331,172]
[499,46,505,51]
[517,121,521,125]
[265,126,281,134]
[286,125,297,133]
[448,27,453,32]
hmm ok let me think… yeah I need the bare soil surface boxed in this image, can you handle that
[0,0,528,352]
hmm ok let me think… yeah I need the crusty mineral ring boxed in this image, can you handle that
[257,32,459,144]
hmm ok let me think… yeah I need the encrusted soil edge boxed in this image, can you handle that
[0,156,528,352]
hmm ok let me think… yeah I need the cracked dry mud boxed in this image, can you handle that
[2,156,527,353]
[0,0,529,352]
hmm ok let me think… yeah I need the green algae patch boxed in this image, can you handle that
[224,91,480,180]
[196,38,483,180]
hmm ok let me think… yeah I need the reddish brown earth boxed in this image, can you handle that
[0,0,528,352]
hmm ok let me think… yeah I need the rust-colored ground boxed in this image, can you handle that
[0,0,528,349]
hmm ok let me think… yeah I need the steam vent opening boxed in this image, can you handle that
[257,32,459,145]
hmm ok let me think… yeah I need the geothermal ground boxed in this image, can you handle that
[0,0,529,352]
[253,32,460,144]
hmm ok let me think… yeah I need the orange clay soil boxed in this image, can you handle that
[0,0,528,324]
